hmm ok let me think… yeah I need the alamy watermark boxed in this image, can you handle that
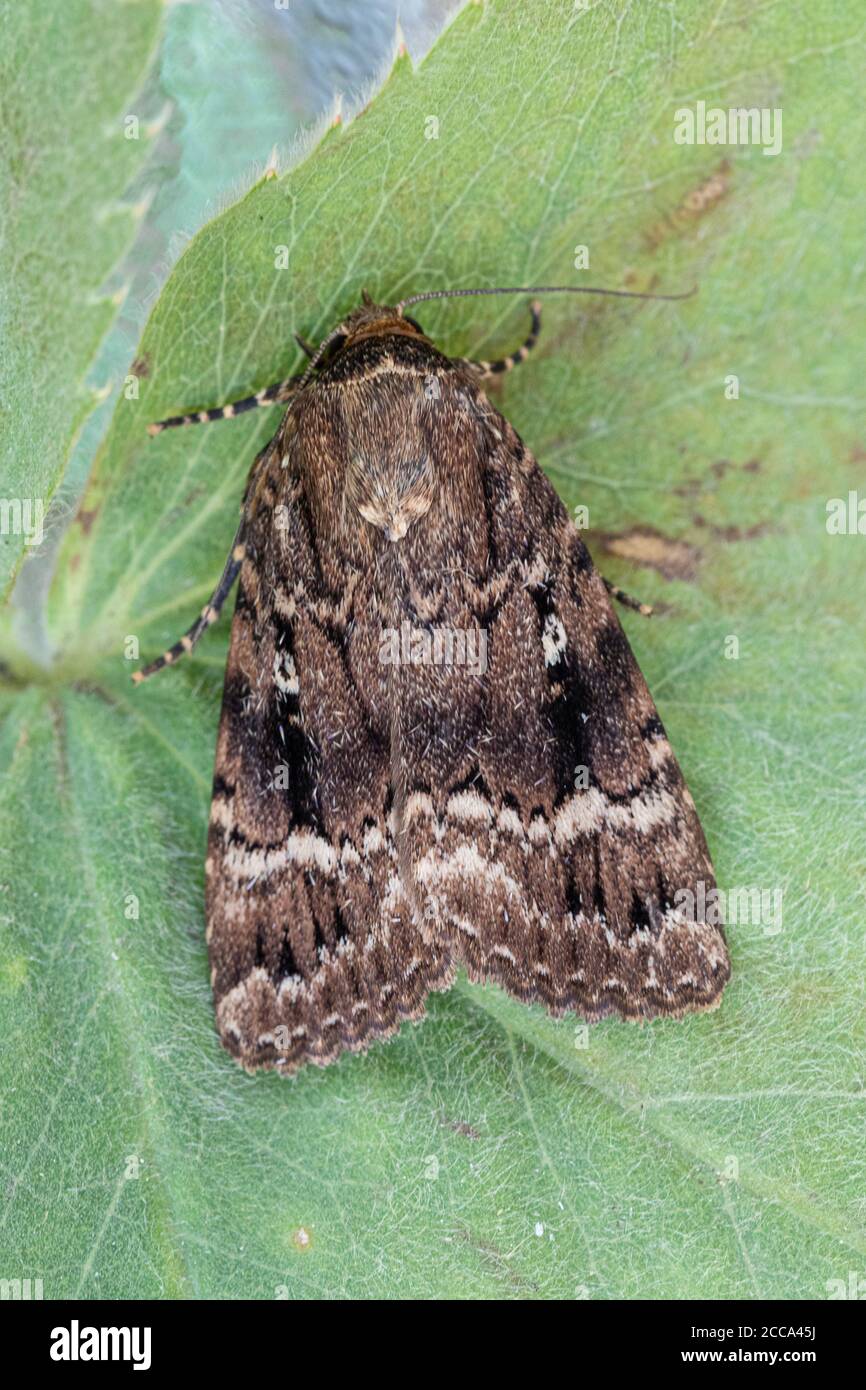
[0,497,44,547]
[826,491,866,535]
[379,621,488,676]
[826,1271,866,1299]
[674,101,782,157]
[674,881,783,936]
[0,1276,43,1299]
[50,1321,151,1370]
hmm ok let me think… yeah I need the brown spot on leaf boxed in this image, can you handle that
[672,475,704,499]
[451,1224,539,1293]
[646,160,731,250]
[675,455,762,497]
[131,354,151,379]
[76,508,99,535]
[692,513,773,543]
[440,1114,481,1140]
[595,525,700,582]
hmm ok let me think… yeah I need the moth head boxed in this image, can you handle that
[346,451,435,543]
[338,298,427,352]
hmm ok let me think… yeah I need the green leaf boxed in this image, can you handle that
[3,0,865,1298]
[0,0,163,601]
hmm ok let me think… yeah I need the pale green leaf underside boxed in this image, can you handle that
[0,0,163,600]
[1,0,864,1298]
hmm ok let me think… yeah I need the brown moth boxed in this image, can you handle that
[136,285,731,1073]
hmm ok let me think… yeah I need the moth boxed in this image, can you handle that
[136,283,731,1073]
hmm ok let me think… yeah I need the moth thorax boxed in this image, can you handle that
[346,451,435,542]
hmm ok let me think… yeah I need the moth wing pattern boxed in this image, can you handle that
[393,369,731,1021]
[198,303,730,1076]
[205,430,454,1073]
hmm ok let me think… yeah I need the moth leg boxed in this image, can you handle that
[461,299,542,378]
[603,576,654,618]
[147,373,305,436]
[132,519,247,683]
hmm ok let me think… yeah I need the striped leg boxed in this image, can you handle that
[132,519,247,683]
[147,372,305,436]
[603,577,654,618]
[461,300,542,378]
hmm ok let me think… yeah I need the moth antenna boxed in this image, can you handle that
[299,322,349,389]
[396,283,697,312]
